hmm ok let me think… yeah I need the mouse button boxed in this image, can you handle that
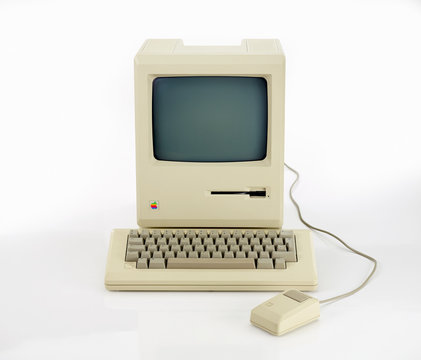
[283,290,310,303]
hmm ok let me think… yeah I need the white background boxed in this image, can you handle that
[1,0,420,359]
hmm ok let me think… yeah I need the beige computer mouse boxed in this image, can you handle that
[250,289,320,336]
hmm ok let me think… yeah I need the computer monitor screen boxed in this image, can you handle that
[152,76,268,162]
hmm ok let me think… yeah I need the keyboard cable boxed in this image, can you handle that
[284,163,377,304]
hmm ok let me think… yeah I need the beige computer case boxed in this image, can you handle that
[134,39,285,229]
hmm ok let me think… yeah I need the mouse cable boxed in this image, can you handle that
[284,162,377,304]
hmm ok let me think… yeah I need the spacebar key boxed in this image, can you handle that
[167,258,255,269]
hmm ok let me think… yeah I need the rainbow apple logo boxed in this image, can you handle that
[150,201,159,210]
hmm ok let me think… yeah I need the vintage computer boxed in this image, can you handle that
[104,39,376,334]
[105,39,317,290]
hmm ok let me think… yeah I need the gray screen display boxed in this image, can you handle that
[152,76,268,162]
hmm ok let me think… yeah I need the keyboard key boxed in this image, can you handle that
[256,230,265,239]
[186,230,196,239]
[232,230,242,239]
[151,230,161,239]
[149,258,165,269]
[182,245,193,252]
[204,238,213,246]
[169,238,179,246]
[224,251,234,258]
[192,238,202,246]
[215,238,225,246]
[194,244,205,252]
[265,245,275,253]
[167,258,256,269]
[140,251,151,259]
[230,245,240,252]
[127,244,145,253]
[159,245,169,252]
[274,251,296,262]
[128,238,144,246]
[188,251,198,258]
[157,238,167,246]
[175,230,185,239]
[247,251,258,259]
[285,238,296,252]
[200,251,210,258]
[207,245,217,252]
[281,230,294,237]
[267,230,277,239]
[176,251,187,258]
[145,238,155,246]
[250,238,260,246]
[163,229,173,239]
[171,245,181,252]
[147,245,158,253]
[284,251,297,262]
[227,238,237,246]
[218,245,228,253]
[253,245,263,252]
[221,230,231,239]
[212,251,222,258]
[164,251,175,259]
[273,238,284,246]
[129,229,138,237]
[244,230,254,239]
[198,230,207,239]
[235,251,246,258]
[257,259,273,269]
[274,258,286,269]
[140,229,150,239]
[210,230,219,239]
[180,238,190,246]
[276,245,287,252]
[260,251,270,259]
[262,238,272,246]
[153,251,163,258]
[126,251,139,262]
[238,238,249,246]
[241,244,252,253]
[136,258,148,269]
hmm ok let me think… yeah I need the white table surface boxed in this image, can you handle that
[1,206,420,359]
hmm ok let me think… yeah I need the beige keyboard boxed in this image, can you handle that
[105,228,318,291]
[126,229,297,269]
